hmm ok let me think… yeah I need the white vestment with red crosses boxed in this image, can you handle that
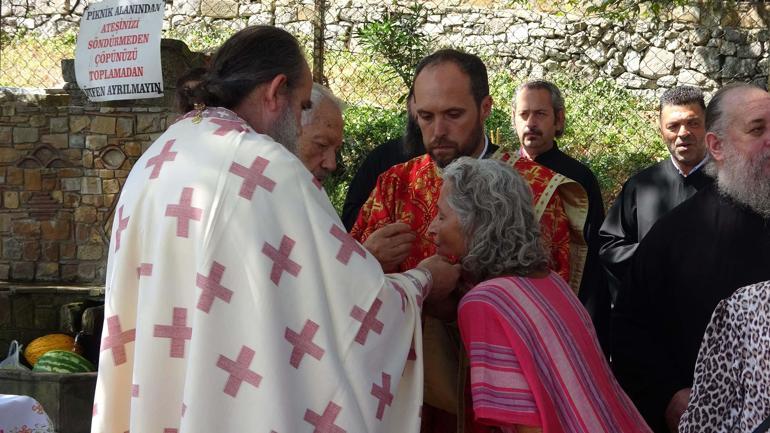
[91,107,429,433]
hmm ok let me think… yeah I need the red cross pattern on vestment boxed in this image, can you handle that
[350,298,384,345]
[145,139,177,179]
[284,319,325,368]
[391,282,407,312]
[136,263,153,279]
[165,187,203,238]
[371,372,394,420]
[304,401,346,433]
[164,429,178,433]
[196,261,234,313]
[330,225,366,265]
[114,205,129,252]
[216,345,262,398]
[100,315,136,366]
[262,235,302,286]
[229,156,276,200]
[153,307,192,358]
[210,118,250,136]
[131,384,139,397]
[92,404,97,417]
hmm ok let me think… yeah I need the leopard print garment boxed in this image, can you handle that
[679,280,770,433]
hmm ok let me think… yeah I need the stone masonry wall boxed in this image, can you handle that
[0,90,174,283]
[2,1,769,98]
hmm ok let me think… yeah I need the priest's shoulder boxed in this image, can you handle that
[545,147,596,180]
[640,183,717,242]
[621,159,672,190]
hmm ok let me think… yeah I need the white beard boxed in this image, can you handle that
[268,105,300,155]
[713,143,770,218]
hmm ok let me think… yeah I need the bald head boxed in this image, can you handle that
[704,83,770,217]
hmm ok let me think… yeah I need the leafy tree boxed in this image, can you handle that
[356,1,434,93]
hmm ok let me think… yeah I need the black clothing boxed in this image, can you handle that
[611,184,770,433]
[599,160,713,301]
[341,137,425,230]
[532,143,611,356]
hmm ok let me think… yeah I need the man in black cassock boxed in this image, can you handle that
[512,79,610,355]
[599,86,713,302]
[612,83,770,433]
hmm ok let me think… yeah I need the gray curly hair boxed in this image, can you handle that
[442,157,549,283]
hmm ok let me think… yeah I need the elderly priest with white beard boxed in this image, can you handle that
[611,82,770,433]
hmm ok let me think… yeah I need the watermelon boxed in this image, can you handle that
[32,350,95,373]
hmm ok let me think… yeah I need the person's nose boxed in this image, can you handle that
[321,147,337,172]
[433,117,448,139]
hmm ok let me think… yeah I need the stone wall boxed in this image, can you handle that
[0,90,175,283]
[2,1,769,98]
[0,40,203,284]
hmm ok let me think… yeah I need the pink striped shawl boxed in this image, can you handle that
[457,272,651,433]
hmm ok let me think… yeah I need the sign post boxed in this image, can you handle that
[75,0,165,102]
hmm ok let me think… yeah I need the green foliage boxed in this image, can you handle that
[324,50,407,110]
[323,68,667,212]
[484,70,667,203]
[0,29,77,87]
[583,0,691,19]
[356,1,434,93]
[164,23,236,53]
[324,106,407,211]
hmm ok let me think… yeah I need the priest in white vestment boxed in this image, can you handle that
[91,26,459,433]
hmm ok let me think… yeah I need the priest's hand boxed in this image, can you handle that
[363,222,416,272]
[417,255,461,302]
[665,387,691,433]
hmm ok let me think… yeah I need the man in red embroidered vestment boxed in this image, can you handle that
[350,49,580,432]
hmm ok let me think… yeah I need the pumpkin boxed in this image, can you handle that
[33,350,95,373]
[24,333,76,366]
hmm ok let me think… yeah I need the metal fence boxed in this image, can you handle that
[2,0,769,203]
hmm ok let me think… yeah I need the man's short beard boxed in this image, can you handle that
[429,120,485,168]
[268,104,300,155]
[710,143,770,218]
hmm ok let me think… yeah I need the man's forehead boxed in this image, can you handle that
[413,62,473,100]
[726,89,770,123]
[310,99,342,124]
[661,103,704,119]
[516,89,553,108]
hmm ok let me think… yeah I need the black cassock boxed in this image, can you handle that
[599,159,713,300]
[612,183,770,433]
[532,143,611,356]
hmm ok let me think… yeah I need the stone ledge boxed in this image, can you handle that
[0,282,104,296]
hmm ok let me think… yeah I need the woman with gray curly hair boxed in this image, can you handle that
[428,157,651,433]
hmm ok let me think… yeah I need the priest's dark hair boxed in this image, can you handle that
[402,85,424,157]
[514,79,566,137]
[195,26,306,109]
[658,86,706,114]
[412,49,489,106]
[705,82,765,134]
[174,67,207,114]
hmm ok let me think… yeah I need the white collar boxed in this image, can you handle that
[670,154,709,177]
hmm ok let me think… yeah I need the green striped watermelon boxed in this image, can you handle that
[32,350,95,373]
